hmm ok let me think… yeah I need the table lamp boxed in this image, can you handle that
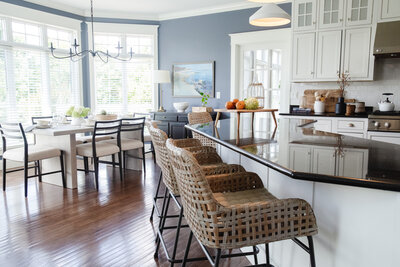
[153,70,171,112]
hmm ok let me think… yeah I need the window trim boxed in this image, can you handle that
[88,22,159,113]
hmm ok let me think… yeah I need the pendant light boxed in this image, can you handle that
[248,0,287,2]
[249,3,291,27]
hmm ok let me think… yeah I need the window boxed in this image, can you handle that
[0,16,80,123]
[93,33,154,115]
[243,49,282,110]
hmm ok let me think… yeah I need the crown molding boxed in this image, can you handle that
[23,0,85,16]
[158,2,261,21]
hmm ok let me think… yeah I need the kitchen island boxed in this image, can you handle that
[186,116,400,267]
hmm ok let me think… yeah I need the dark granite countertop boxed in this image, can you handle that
[186,117,400,192]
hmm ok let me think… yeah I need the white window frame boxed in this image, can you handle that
[88,22,159,113]
[0,1,83,105]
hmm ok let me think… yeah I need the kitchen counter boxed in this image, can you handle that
[186,117,400,192]
[279,112,370,118]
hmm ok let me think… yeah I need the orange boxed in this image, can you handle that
[236,100,245,110]
[232,98,239,105]
[225,101,235,109]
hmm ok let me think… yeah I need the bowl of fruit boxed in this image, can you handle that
[225,98,259,110]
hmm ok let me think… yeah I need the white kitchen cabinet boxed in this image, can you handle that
[368,131,400,145]
[293,0,317,31]
[380,0,400,20]
[316,30,342,80]
[312,147,336,175]
[337,131,365,138]
[314,119,332,132]
[346,0,373,26]
[289,145,312,172]
[342,27,372,79]
[292,32,316,81]
[319,0,344,29]
[337,149,368,178]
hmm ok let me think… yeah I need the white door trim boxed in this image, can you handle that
[230,28,291,112]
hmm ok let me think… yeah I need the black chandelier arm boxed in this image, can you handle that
[49,49,78,60]
[97,50,133,62]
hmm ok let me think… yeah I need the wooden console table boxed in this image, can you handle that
[214,108,278,133]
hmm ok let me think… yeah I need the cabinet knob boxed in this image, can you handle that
[339,18,343,22]
[348,18,351,21]
[313,21,316,25]
[348,123,355,127]
[311,71,314,74]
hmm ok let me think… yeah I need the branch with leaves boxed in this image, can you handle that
[199,92,210,107]
[337,72,351,98]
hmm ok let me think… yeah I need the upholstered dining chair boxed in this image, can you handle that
[76,120,122,190]
[148,122,247,266]
[188,112,217,148]
[166,139,318,267]
[103,117,146,174]
[1,122,66,197]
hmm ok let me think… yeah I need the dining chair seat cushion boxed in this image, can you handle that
[3,145,61,162]
[76,135,113,144]
[76,142,119,158]
[103,138,143,151]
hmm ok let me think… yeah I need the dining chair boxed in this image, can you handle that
[188,112,217,148]
[134,113,156,163]
[166,139,318,267]
[76,119,122,190]
[1,122,66,197]
[103,117,146,174]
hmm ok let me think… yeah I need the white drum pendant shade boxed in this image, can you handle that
[249,3,291,27]
[248,0,287,3]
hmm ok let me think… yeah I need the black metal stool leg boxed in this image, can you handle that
[60,153,66,188]
[170,206,184,267]
[214,248,222,267]
[182,231,193,267]
[265,243,271,267]
[308,236,316,267]
[253,246,258,265]
[154,192,171,258]
[150,171,163,222]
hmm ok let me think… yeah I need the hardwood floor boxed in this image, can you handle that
[0,159,251,266]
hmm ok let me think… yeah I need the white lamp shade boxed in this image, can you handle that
[248,0,287,3]
[153,70,171,84]
[249,3,291,27]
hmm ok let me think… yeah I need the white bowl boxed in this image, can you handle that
[173,102,189,113]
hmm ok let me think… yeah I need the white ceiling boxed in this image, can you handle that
[26,0,264,20]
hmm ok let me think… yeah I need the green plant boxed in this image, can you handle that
[100,110,107,115]
[199,92,210,107]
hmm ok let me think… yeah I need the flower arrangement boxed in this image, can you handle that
[66,106,91,118]
[314,92,329,102]
[244,97,260,110]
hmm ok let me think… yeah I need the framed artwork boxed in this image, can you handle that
[172,61,215,97]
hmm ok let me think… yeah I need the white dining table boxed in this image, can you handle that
[33,124,143,189]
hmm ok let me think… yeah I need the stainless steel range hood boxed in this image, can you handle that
[374,21,400,58]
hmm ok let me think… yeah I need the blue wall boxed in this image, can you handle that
[159,3,291,112]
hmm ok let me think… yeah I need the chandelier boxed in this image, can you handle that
[49,0,133,62]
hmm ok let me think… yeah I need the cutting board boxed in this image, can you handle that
[301,89,356,113]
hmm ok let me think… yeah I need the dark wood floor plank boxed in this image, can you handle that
[0,159,251,266]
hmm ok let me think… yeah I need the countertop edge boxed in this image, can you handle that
[185,124,400,193]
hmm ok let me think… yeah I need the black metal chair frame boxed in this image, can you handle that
[119,117,146,175]
[1,122,66,197]
[134,113,156,163]
[182,227,316,267]
[149,171,165,222]
[78,119,123,190]
[154,185,259,267]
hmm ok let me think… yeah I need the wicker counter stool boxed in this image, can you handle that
[148,124,247,267]
[188,112,217,148]
[166,139,318,267]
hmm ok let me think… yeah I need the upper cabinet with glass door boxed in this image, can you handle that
[319,0,344,29]
[346,0,373,26]
[293,0,317,31]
